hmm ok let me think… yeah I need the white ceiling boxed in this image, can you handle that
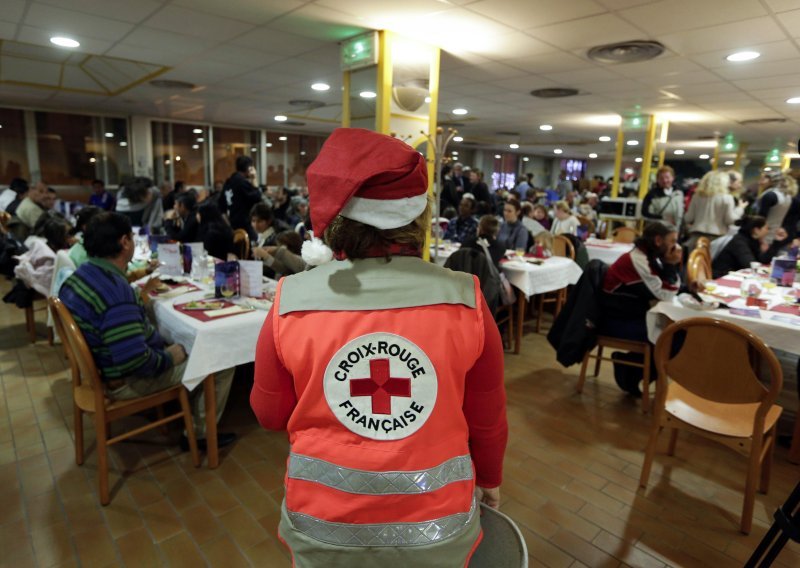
[0,0,799,161]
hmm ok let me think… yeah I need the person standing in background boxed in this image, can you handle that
[88,179,116,211]
[642,166,684,229]
[220,156,263,240]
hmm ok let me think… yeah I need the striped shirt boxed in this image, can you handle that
[59,258,172,381]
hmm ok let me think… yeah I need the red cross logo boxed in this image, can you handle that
[350,359,411,415]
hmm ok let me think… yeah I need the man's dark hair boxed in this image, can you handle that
[121,176,153,204]
[198,201,224,225]
[9,177,28,194]
[277,230,303,255]
[177,192,197,211]
[84,212,132,259]
[175,180,185,192]
[636,221,676,258]
[236,156,253,173]
[250,203,273,223]
[737,215,767,236]
[92,179,104,188]
[74,206,102,233]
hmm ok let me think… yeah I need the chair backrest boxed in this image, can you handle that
[49,297,106,409]
[611,226,637,243]
[687,249,711,288]
[654,317,782,409]
[48,297,79,389]
[695,236,712,266]
[552,235,576,260]
[444,247,501,311]
[232,229,250,260]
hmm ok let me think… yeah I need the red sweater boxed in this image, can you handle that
[251,299,508,488]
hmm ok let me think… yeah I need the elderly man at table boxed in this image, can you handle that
[444,192,478,244]
[59,212,236,450]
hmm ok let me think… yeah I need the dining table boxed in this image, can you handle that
[646,268,800,463]
[584,238,634,266]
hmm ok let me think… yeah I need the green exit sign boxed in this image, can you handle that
[341,31,378,71]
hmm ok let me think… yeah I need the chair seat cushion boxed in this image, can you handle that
[665,382,782,438]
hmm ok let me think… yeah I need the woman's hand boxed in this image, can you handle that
[475,486,500,509]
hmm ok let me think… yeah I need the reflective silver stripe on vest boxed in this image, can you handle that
[287,453,473,495]
[287,498,477,547]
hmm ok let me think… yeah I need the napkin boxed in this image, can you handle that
[205,305,249,318]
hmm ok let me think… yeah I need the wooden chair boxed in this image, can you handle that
[494,303,515,351]
[0,210,10,234]
[577,337,653,412]
[576,214,595,235]
[687,249,712,290]
[25,291,52,344]
[233,228,250,260]
[49,297,200,505]
[611,226,637,243]
[639,318,783,534]
[695,236,712,267]
[535,235,575,332]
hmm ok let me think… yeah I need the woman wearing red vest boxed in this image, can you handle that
[252,128,507,567]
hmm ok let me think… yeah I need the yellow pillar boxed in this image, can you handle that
[657,120,669,168]
[375,30,392,135]
[781,154,792,171]
[341,71,351,127]
[638,115,657,199]
[711,138,720,170]
[733,143,748,170]
[422,48,441,263]
[611,127,624,198]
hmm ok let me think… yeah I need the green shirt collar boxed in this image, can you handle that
[87,257,128,278]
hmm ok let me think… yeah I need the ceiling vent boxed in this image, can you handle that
[149,79,196,90]
[289,99,325,110]
[283,121,306,126]
[439,121,466,127]
[737,118,787,125]
[496,131,520,136]
[587,40,665,64]
[530,88,579,98]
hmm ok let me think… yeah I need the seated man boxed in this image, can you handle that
[88,179,116,211]
[164,193,199,243]
[59,212,235,449]
[600,221,682,393]
[444,192,478,243]
[14,181,50,233]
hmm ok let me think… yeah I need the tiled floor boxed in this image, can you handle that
[1,281,799,568]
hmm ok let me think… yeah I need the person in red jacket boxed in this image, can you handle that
[251,128,507,568]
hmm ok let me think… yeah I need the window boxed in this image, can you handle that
[265,132,325,191]
[561,158,586,181]
[152,122,209,187]
[213,127,260,184]
[36,112,130,186]
[0,108,29,184]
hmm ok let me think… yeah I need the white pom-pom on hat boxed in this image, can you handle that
[301,236,333,266]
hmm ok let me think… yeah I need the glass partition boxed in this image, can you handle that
[0,108,29,184]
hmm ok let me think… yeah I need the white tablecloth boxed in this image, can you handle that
[149,281,274,390]
[500,256,583,298]
[584,239,633,265]
[429,244,459,266]
[647,298,800,356]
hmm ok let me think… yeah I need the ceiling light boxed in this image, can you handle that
[175,156,181,161]
[626,140,639,146]
[553,149,563,154]
[494,154,501,159]
[104,132,113,138]
[119,141,127,147]
[674,149,685,155]
[50,36,80,48]
[165,159,171,165]
[88,157,96,163]
[764,167,772,171]
[279,136,287,141]
[452,108,468,115]
[192,144,199,149]
[589,153,598,159]
[300,151,306,156]
[265,142,273,148]
[724,160,734,165]
[451,151,458,155]
[699,154,710,159]
[726,51,760,62]
[251,147,257,152]
[522,157,529,162]
[453,136,463,142]
[539,124,553,131]
[786,97,800,104]
[424,96,432,103]
[359,91,377,99]
[274,115,288,122]
[635,157,643,163]
[197,137,204,142]
[311,82,330,91]
[509,143,519,149]
[193,128,203,134]
[599,136,611,142]
[625,168,634,174]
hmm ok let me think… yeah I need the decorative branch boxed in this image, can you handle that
[420,127,458,262]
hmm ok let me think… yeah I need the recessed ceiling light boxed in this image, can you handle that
[764,167,772,171]
[192,144,199,149]
[786,97,800,104]
[451,151,459,155]
[311,82,330,91]
[279,136,287,141]
[89,157,96,163]
[627,140,639,146]
[265,142,273,148]
[674,149,685,155]
[699,154,710,159]
[193,128,203,134]
[104,132,114,138]
[453,136,463,142]
[119,141,127,147]
[250,147,257,152]
[522,157,529,161]
[494,154,501,159]
[553,149,563,154]
[165,159,171,165]
[539,124,553,131]
[452,108,468,115]
[300,151,306,156]
[635,157,643,163]
[599,136,611,142]
[726,51,760,62]
[424,96,431,103]
[724,160,734,165]
[197,137,204,143]
[509,143,519,149]
[50,36,80,48]
[589,153,598,158]
[359,91,377,99]
[274,115,288,122]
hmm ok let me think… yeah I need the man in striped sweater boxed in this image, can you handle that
[59,212,235,450]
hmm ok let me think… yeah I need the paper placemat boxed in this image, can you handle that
[173,300,253,322]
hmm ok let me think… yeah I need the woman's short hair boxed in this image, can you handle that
[478,214,499,238]
[695,170,730,197]
[84,212,132,258]
[737,215,767,236]
[533,204,548,217]
[324,198,431,259]
[656,165,675,178]
[779,173,799,197]
[505,198,521,213]
[520,202,534,217]
[553,200,571,214]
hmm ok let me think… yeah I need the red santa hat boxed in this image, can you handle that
[301,128,429,265]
